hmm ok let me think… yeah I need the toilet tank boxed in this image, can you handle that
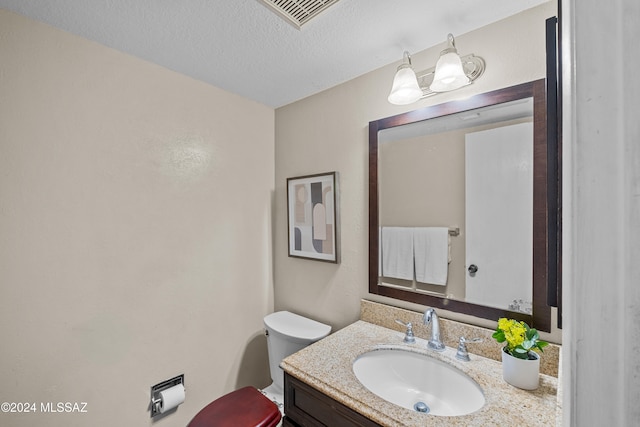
[264,311,331,391]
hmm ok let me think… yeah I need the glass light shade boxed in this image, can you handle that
[429,51,470,92]
[388,64,422,105]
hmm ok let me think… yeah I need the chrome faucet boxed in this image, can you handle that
[423,308,445,351]
[455,336,483,361]
[395,319,416,344]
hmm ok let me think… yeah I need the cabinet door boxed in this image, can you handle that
[284,373,381,427]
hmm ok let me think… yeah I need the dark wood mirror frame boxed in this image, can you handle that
[368,79,559,332]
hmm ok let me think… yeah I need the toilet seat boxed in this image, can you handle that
[188,386,282,427]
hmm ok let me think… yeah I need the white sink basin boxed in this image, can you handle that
[352,348,485,416]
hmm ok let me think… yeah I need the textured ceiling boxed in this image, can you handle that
[0,0,548,107]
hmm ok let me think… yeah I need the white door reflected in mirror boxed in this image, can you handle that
[465,123,533,313]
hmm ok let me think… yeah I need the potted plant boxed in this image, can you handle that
[492,318,548,390]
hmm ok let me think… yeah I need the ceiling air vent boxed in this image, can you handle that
[259,0,341,28]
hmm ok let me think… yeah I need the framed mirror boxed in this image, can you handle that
[368,79,558,332]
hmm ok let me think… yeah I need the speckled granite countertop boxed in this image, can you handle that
[281,320,559,427]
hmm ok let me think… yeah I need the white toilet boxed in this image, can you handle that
[188,311,330,427]
[261,311,332,411]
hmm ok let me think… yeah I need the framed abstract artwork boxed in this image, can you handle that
[286,172,338,263]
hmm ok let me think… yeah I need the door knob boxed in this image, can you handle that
[468,264,478,274]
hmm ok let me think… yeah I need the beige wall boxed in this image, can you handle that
[0,9,274,427]
[274,1,561,338]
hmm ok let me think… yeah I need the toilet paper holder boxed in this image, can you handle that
[150,374,184,417]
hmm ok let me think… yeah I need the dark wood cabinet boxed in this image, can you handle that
[284,372,381,427]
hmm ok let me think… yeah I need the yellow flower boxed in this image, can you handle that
[505,324,526,347]
[498,318,511,331]
[498,318,526,348]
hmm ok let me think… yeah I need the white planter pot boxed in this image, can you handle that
[501,348,540,390]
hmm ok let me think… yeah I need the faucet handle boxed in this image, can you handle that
[395,319,416,344]
[456,336,483,361]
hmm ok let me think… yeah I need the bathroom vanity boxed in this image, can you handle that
[281,319,560,426]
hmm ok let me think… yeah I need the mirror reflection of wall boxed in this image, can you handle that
[377,98,534,313]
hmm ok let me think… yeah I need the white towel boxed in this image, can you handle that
[381,227,414,280]
[414,227,449,286]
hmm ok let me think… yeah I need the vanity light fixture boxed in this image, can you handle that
[387,51,423,105]
[387,34,485,105]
